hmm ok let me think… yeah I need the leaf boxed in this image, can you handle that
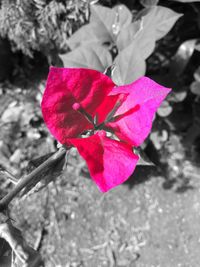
[116,20,142,50]
[112,43,146,85]
[90,4,132,41]
[140,0,159,7]
[67,5,132,50]
[112,4,133,32]
[134,147,155,165]
[169,39,197,77]
[0,223,43,267]
[116,20,156,59]
[59,44,112,72]
[67,23,110,50]
[138,6,183,41]
[12,251,43,267]
[116,6,182,59]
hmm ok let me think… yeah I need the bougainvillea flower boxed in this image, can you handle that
[41,67,171,192]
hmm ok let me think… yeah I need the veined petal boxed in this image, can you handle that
[107,77,171,146]
[69,131,139,192]
[41,67,115,144]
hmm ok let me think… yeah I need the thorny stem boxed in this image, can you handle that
[0,147,67,212]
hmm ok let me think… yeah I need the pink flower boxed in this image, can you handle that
[41,67,171,192]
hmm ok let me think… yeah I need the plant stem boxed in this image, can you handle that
[0,147,67,211]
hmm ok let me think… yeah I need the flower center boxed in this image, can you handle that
[72,103,94,125]
[72,94,127,135]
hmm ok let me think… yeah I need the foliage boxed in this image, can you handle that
[0,0,89,57]
[60,3,182,85]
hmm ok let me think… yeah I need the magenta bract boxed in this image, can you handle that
[41,67,171,192]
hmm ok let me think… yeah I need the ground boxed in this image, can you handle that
[10,153,200,267]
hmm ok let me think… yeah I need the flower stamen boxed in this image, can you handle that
[104,93,127,123]
[72,102,94,125]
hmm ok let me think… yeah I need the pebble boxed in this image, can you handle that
[10,148,22,164]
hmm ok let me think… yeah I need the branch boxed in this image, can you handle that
[0,147,67,211]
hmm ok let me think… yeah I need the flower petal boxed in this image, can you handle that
[41,67,115,144]
[107,77,171,146]
[69,131,139,192]
[95,94,121,124]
